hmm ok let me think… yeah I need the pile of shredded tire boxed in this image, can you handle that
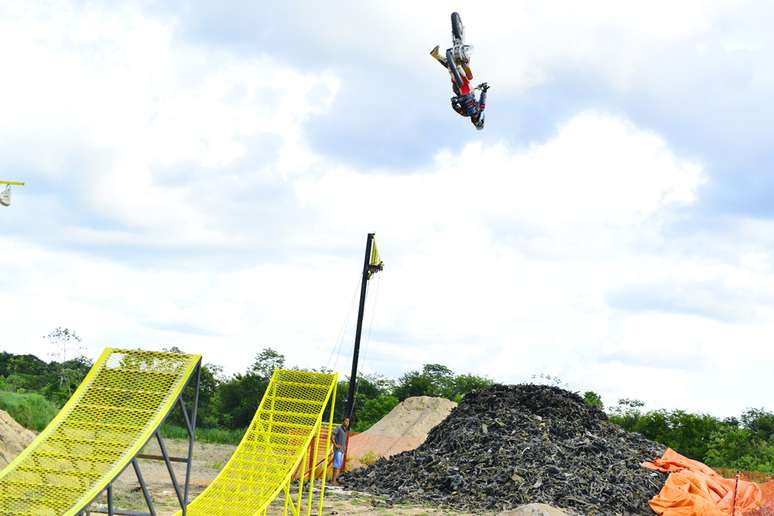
[341,384,666,515]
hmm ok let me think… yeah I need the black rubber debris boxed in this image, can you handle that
[341,384,666,515]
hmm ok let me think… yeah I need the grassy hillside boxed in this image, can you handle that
[0,391,58,431]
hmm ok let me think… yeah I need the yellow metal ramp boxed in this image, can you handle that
[180,369,338,516]
[0,348,201,516]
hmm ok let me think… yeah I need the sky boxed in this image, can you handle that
[2,0,774,417]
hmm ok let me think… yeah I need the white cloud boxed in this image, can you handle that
[294,111,702,242]
[237,0,771,98]
[0,2,338,240]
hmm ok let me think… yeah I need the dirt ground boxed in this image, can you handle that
[0,410,34,467]
[101,438,475,515]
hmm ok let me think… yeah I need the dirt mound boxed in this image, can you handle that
[366,396,457,439]
[348,396,456,467]
[0,410,35,467]
[342,384,666,514]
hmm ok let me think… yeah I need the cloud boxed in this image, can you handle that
[153,0,774,218]
[0,1,338,247]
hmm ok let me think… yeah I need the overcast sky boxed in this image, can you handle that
[2,1,774,416]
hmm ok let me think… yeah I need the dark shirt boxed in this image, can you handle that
[333,424,348,452]
[451,88,487,119]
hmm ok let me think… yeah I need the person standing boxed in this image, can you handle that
[330,417,350,486]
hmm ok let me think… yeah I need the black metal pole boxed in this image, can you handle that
[345,233,375,421]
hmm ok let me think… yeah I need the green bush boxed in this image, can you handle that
[352,395,399,432]
[0,390,58,431]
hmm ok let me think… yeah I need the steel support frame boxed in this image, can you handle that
[78,361,202,516]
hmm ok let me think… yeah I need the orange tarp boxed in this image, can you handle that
[643,448,762,515]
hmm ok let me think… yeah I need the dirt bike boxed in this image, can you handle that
[446,12,474,90]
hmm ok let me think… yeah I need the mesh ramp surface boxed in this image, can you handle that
[180,369,338,516]
[0,348,201,516]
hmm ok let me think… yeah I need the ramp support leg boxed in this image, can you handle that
[132,458,157,516]
[156,431,185,507]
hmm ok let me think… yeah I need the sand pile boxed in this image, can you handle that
[348,396,456,467]
[343,384,666,514]
[0,410,35,467]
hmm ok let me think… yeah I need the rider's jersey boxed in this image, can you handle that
[451,89,486,119]
[459,93,479,117]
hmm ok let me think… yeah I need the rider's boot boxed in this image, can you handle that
[430,45,448,68]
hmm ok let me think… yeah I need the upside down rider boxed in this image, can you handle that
[430,44,489,130]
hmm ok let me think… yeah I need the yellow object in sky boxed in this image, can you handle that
[0,181,24,206]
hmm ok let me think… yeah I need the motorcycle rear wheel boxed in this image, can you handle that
[451,12,464,43]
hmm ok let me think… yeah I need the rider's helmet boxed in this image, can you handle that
[473,111,485,131]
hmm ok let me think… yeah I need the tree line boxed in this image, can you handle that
[0,343,492,432]
[597,396,774,474]
[3,337,774,473]
[168,348,494,432]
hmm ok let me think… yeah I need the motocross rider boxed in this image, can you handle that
[430,45,489,130]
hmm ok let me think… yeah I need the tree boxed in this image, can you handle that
[421,364,455,397]
[251,348,285,380]
[197,363,225,426]
[43,327,87,399]
[43,356,91,405]
[393,370,436,400]
[217,373,266,429]
[166,362,224,429]
[215,348,285,429]
[607,399,646,437]
[609,398,645,417]
[347,373,396,426]
[327,379,349,423]
[393,364,454,400]
[356,373,395,398]
[451,373,493,401]
[583,391,604,410]
[741,408,774,442]
[352,395,399,432]
[664,411,723,461]
[45,327,84,363]
[392,364,491,402]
